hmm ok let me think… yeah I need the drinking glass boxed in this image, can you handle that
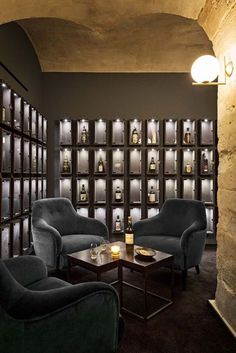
[90,243,98,260]
[100,239,110,252]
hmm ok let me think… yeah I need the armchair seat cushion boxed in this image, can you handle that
[27,277,71,291]
[62,234,104,254]
[135,235,183,268]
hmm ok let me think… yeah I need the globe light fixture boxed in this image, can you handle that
[191,55,234,86]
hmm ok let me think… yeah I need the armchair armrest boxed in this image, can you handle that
[180,221,206,255]
[3,256,47,287]
[32,219,63,267]
[74,214,108,238]
[8,282,118,321]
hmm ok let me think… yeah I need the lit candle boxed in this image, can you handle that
[111,245,120,257]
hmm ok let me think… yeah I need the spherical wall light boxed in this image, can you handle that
[191,55,220,83]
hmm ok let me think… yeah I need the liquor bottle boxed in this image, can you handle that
[32,154,37,171]
[185,161,192,174]
[81,125,88,144]
[149,157,156,172]
[62,152,70,173]
[97,157,105,173]
[2,106,6,121]
[148,186,156,203]
[202,153,209,173]
[115,215,121,232]
[184,127,191,144]
[115,186,122,202]
[125,216,134,252]
[131,127,139,144]
[151,131,157,144]
[80,184,87,202]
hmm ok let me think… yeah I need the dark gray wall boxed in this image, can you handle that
[0,22,42,109]
[0,22,217,198]
[42,73,217,196]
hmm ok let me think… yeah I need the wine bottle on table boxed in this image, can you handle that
[125,216,134,253]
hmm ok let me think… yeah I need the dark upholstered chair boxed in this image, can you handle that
[32,198,108,269]
[133,199,207,288]
[0,255,122,353]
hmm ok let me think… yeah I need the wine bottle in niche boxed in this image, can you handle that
[32,154,37,171]
[184,127,191,144]
[80,184,87,202]
[115,215,122,232]
[149,157,156,173]
[81,125,88,144]
[62,152,70,173]
[2,106,6,121]
[131,126,139,144]
[202,153,209,173]
[115,186,122,202]
[125,216,134,252]
[148,186,156,203]
[151,131,157,144]
[185,161,192,174]
[97,156,105,173]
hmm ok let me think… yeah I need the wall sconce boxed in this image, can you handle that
[191,55,234,85]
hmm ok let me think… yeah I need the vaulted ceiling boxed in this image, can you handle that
[0,0,216,72]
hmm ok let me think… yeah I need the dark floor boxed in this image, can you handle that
[55,247,236,353]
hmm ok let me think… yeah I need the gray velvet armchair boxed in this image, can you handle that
[32,198,108,269]
[133,199,207,288]
[0,255,121,353]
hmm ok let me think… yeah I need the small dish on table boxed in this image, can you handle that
[135,247,156,260]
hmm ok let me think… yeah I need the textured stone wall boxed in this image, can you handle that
[200,0,236,333]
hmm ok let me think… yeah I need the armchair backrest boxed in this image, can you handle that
[32,198,78,236]
[160,199,207,236]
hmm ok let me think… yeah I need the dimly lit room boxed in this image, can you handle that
[0,1,236,353]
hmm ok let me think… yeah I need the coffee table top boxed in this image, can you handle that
[68,241,173,272]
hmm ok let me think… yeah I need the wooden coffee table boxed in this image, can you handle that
[67,241,174,321]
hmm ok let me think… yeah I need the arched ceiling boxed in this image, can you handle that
[17,14,213,72]
[0,0,216,72]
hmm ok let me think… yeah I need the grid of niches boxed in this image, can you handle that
[58,118,217,243]
[0,79,48,259]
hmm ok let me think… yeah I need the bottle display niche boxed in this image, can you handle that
[57,117,217,243]
[0,79,48,258]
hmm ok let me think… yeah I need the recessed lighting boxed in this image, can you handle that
[187,148,190,152]
[187,119,190,122]
[81,119,85,123]
[64,118,68,122]
[134,148,137,151]
[116,118,120,122]
[99,148,102,152]
[151,119,155,122]
[134,119,137,123]
[99,118,103,122]
[82,148,85,152]
[2,83,6,88]
[169,119,173,122]
[169,148,172,152]
[151,149,154,152]
[204,119,208,122]
[117,148,120,152]
[14,93,17,97]
[205,149,208,152]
